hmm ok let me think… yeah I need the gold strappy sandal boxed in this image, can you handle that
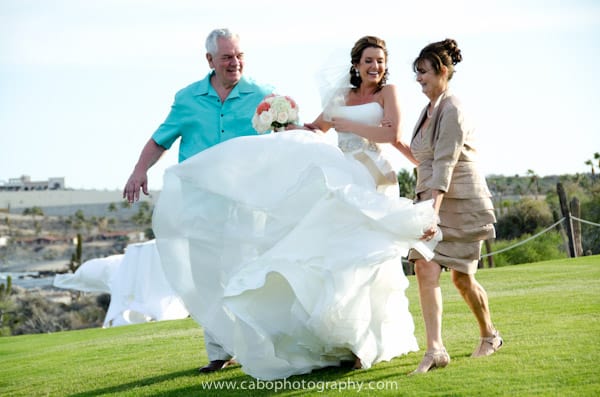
[409,349,450,375]
[472,330,503,357]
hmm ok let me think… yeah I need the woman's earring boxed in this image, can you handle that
[355,69,360,77]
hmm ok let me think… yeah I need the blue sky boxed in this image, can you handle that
[1,0,599,190]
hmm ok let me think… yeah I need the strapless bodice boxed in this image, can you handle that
[330,102,384,126]
[328,102,398,197]
[332,103,384,154]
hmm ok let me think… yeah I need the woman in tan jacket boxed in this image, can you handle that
[408,39,503,374]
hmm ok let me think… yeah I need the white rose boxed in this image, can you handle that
[252,114,260,130]
[276,111,289,124]
[252,113,271,133]
[260,110,274,126]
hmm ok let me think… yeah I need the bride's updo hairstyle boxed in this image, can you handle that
[350,36,389,92]
[412,38,462,81]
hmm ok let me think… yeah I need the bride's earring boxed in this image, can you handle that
[354,68,360,77]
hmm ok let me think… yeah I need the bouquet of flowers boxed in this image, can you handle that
[252,94,299,133]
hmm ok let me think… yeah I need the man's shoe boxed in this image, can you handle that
[198,359,236,373]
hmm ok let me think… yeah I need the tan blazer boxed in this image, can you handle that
[411,91,491,200]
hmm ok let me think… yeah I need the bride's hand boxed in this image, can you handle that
[300,123,326,135]
[282,123,315,132]
[284,123,301,131]
[302,122,319,131]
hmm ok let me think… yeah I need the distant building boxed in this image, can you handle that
[0,188,157,218]
[0,175,65,191]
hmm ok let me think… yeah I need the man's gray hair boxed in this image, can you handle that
[205,28,240,55]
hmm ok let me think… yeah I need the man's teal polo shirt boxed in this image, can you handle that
[152,72,274,162]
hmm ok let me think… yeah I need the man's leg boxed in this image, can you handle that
[199,329,235,373]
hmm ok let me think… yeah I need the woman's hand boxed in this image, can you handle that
[420,225,437,241]
[380,118,393,128]
[421,197,442,241]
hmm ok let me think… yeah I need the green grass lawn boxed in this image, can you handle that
[1,256,599,396]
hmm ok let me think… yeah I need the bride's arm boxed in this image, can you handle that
[332,85,418,165]
[331,85,400,143]
[377,118,418,165]
[393,140,419,166]
[305,112,333,132]
[287,112,333,134]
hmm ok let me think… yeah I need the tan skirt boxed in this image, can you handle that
[408,189,496,274]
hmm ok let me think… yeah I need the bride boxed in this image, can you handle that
[153,35,439,380]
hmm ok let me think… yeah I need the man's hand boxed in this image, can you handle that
[122,138,166,203]
[123,170,149,203]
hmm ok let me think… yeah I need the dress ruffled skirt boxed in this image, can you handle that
[153,130,438,380]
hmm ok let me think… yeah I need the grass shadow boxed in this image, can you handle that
[67,369,198,397]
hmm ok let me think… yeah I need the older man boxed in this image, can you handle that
[123,28,273,373]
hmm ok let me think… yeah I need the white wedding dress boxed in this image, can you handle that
[153,103,438,380]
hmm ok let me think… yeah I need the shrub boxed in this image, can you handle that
[495,198,554,240]
[491,230,567,266]
[0,276,16,336]
[580,193,600,255]
[5,289,106,336]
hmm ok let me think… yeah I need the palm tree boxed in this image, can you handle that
[585,159,595,184]
[594,152,600,182]
[527,169,539,199]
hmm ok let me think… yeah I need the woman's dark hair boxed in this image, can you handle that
[349,36,389,91]
[412,38,462,80]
